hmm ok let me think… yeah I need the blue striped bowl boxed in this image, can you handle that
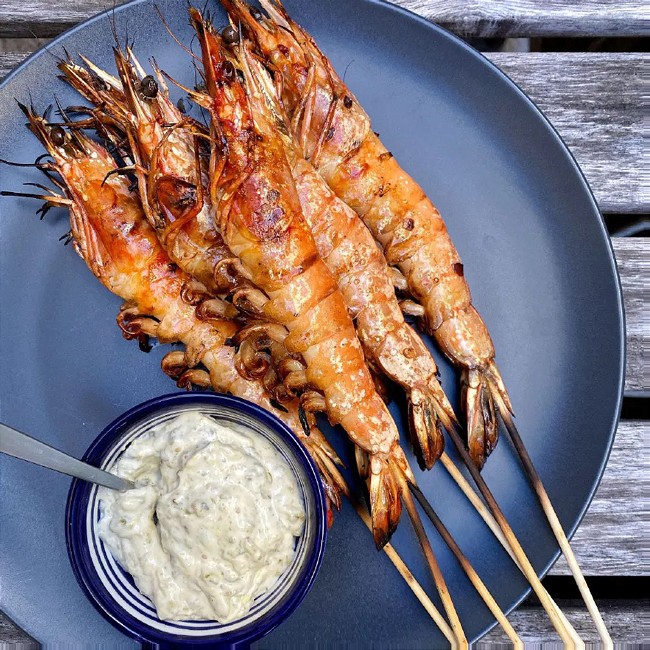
[66,392,328,647]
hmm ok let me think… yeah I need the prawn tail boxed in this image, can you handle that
[368,449,411,549]
[462,361,514,470]
[486,360,514,417]
[301,431,349,513]
[407,386,451,471]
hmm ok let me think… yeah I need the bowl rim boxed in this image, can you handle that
[65,391,328,646]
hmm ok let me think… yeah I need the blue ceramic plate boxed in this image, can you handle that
[66,393,327,647]
[0,0,624,647]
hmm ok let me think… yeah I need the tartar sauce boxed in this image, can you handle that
[98,411,305,623]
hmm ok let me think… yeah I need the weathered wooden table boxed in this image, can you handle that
[1,0,647,646]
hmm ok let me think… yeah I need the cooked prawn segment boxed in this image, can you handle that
[60,53,338,414]
[191,11,412,547]
[236,42,457,470]
[58,53,250,299]
[221,0,512,469]
[16,105,347,511]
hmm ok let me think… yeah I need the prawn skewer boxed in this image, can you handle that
[4,112,459,642]
[232,38,456,470]
[234,41,523,645]
[189,13,466,645]
[221,2,606,645]
[11,105,347,512]
[58,53,254,301]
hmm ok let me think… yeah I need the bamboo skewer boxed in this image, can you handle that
[352,500,457,648]
[409,483,523,649]
[396,472,468,650]
[438,428,581,646]
[497,409,612,648]
[439,451,583,645]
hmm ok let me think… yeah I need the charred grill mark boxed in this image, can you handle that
[339,139,362,165]
[298,251,321,276]
[453,262,464,277]
[377,182,391,197]
[156,176,198,220]
[343,95,353,109]
[403,218,415,231]
[270,398,289,413]
[379,151,393,162]
[298,403,311,436]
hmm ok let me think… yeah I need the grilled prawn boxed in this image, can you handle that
[233,40,457,470]
[12,105,347,510]
[58,51,253,301]
[190,10,413,547]
[222,0,513,469]
[59,52,314,397]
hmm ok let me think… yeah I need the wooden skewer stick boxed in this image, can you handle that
[441,427,581,647]
[394,469,468,649]
[409,483,523,649]
[352,500,457,648]
[439,451,583,646]
[497,406,613,649]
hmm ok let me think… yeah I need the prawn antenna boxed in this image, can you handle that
[155,4,202,63]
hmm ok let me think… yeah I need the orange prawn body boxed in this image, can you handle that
[17,109,347,512]
[192,11,410,546]
[221,0,511,469]
[235,46,456,469]
[58,55,244,298]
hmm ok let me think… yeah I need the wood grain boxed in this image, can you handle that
[1,0,649,38]
[2,49,646,213]
[399,0,650,38]
[479,599,649,645]
[0,0,128,38]
[1,600,647,646]
[0,611,37,647]
[0,51,28,78]
[613,238,649,393]
[486,53,648,214]
[549,421,647,577]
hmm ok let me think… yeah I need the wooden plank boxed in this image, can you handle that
[0,611,38,647]
[1,599,646,645]
[2,49,646,213]
[487,53,648,215]
[0,0,127,38]
[548,420,647,577]
[0,0,649,38]
[479,600,649,645]
[399,1,650,38]
[613,239,649,393]
[0,51,28,79]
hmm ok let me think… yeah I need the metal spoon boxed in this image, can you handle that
[0,422,134,491]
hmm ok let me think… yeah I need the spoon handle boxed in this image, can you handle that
[0,422,134,491]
